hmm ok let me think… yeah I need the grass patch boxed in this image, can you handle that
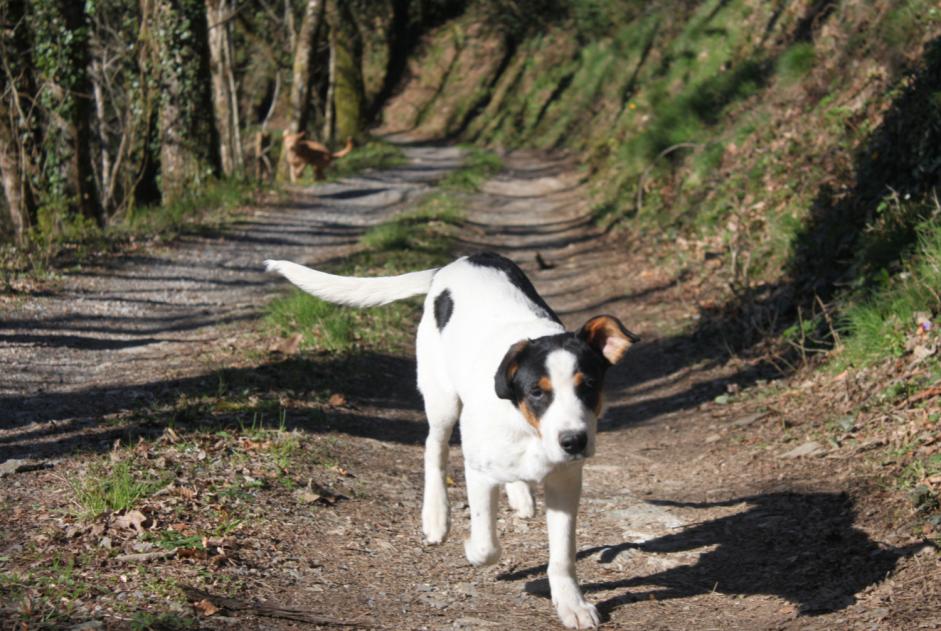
[326,140,407,179]
[834,215,941,368]
[439,146,503,191]
[69,461,167,519]
[266,191,466,354]
[776,42,816,84]
[2,177,256,287]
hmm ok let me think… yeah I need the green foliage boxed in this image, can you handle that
[69,461,166,519]
[439,147,503,190]
[836,216,941,367]
[327,141,407,178]
[266,190,465,354]
[777,42,816,84]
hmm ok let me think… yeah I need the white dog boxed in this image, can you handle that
[264,251,637,628]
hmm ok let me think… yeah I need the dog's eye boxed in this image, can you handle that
[528,386,545,399]
[581,376,595,388]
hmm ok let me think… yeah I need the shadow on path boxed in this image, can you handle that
[500,492,926,618]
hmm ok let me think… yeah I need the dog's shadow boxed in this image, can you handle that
[499,491,928,618]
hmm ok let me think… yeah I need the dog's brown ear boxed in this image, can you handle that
[494,340,529,401]
[577,315,639,365]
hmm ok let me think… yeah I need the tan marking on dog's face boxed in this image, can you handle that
[538,376,553,392]
[573,372,585,386]
[519,401,541,433]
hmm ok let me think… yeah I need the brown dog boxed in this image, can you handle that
[283,132,353,182]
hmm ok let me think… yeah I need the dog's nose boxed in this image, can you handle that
[559,431,588,455]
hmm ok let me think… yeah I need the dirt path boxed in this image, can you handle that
[1,147,936,630]
[0,145,462,461]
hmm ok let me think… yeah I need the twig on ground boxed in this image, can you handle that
[115,549,177,563]
[181,585,371,627]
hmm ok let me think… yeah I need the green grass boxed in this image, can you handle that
[326,140,407,179]
[439,147,503,191]
[2,177,256,285]
[69,461,166,519]
[266,190,466,354]
[835,215,941,368]
[776,42,817,84]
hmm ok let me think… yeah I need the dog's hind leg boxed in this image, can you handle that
[505,481,535,518]
[417,312,459,545]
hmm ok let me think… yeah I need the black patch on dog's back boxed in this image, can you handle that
[467,251,561,324]
[434,289,454,331]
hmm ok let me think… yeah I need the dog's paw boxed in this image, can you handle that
[505,481,535,518]
[555,598,600,629]
[464,538,501,567]
[422,505,450,545]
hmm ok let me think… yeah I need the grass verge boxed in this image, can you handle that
[835,215,941,369]
[265,190,465,354]
[326,140,407,179]
[1,178,258,291]
[438,146,503,191]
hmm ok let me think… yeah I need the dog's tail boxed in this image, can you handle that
[264,259,436,308]
[332,137,353,159]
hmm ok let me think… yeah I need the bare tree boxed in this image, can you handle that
[206,0,244,176]
[287,0,327,135]
[0,0,38,241]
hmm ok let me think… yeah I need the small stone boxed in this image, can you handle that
[418,592,450,610]
[453,582,477,598]
[732,412,768,427]
[705,433,722,444]
[781,441,824,459]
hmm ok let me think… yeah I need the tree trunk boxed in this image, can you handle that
[328,0,365,142]
[287,0,326,135]
[322,18,337,143]
[0,0,38,241]
[0,109,33,242]
[206,0,243,177]
[59,2,104,226]
[150,0,217,203]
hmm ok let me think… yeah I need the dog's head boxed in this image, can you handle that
[495,315,638,464]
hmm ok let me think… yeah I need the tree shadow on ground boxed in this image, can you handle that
[499,491,928,619]
[0,351,426,462]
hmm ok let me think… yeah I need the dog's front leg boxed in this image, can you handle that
[463,466,501,566]
[545,464,599,629]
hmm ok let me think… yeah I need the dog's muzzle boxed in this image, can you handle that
[559,430,588,456]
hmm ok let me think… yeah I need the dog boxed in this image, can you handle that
[283,131,353,182]
[263,251,638,628]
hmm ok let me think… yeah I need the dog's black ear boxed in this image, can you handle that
[494,340,529,401]
[577,315,639,365]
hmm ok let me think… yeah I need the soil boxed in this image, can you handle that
[1,145,938,630]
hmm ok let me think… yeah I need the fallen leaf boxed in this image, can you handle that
[328,393,347,407]
[113,510,149,534]
[194,598,220,617]
[295,489,322,504]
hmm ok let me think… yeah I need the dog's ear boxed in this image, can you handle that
[577,315,639,365]
[494,340,529,401]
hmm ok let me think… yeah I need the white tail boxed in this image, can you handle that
[264,259,437,308]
